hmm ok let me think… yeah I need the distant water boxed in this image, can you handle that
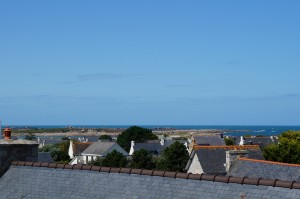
[7,125,300,136]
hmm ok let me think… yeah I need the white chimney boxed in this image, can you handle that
[239,136,244,146]
[225,150,249,172]
[160,138,165,146]
[68,140,74,159]
[129,140,135,155]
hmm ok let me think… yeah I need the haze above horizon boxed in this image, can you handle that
[1,1,300,125]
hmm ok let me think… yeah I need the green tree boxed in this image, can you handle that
[40,140,70,162]
[117,126,158,152]
[130,149,155,169]
[263,130,300,164]
[99,135,112,141]
[224,138,235,146]
[156,141,189,172]
[101,150,128,167]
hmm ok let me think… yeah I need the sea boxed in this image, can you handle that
[7,125,300,137]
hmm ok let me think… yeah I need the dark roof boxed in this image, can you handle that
[193,135,225,146]
[38,152,54,163]
[73,142,93,155]
[186,145,264,175]
[39,139,64,145]
[227,158,300,182]
[134,140,187,155]
[81,142,128,156]
[234,136,279,149]
[1,161,300,199]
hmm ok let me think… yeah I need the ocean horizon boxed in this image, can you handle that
[5,125,300,136]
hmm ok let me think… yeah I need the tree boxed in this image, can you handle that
[224,138,235,146]
[117,126,158,152]
[156,141,189,172]
[40,140,70,162]
[99,135,112,141]
[130,149,155,169]
[263,131,300,164]
[101,150,128,167]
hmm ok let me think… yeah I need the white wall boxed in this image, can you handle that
[187,154,204,174]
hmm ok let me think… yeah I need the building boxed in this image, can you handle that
[185,145,264,175]
[69,141,128,165]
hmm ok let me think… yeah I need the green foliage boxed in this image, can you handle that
[117,126,158,152]
[224,138,235,146]
[61,136,70,140]
[263,130,300,164]
[89,150,127,167]
[41,141,70,162]
[156,141,189,172]
[99,135,112,141]
[130,149,155,169]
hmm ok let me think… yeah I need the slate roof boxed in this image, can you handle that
[186,145,264,175]
[73,142,93,155]
[38,152,54,163]
[227,158,300,182]
[1,161,300,199]
[193,135,225,146]
[134,140,187,155]
[81,142,128,156]
[234,136,279,149]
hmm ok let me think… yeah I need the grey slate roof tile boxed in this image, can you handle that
[193,135,225,146]
[227,158,300,182]
[81,142,128,156]
[1,165,300,198]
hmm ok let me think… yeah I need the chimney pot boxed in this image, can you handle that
[4,127,11,140]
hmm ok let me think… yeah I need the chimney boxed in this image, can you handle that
[129,140,135,155]
[68,140,74,159]
[225,150,249,172]
[4,127,11,140]
[160,138,165,146]
[239,136,244,146]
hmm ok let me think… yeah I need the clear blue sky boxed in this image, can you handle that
[1,1,300,125]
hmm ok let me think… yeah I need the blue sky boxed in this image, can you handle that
[1,1,300,125]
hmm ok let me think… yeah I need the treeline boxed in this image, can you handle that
[263,130,300,164]
[89,141,189,172]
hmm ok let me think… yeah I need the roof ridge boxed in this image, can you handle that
[193,145,260,150]
[10,161,300,189]
[239,157,300,167]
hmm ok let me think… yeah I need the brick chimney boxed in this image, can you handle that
[4,127,11,140]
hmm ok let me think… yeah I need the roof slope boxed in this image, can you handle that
[0,162,300,199]
[189,146,264,175]
[38,152,54,163]
[227,158,300,182]
[193,135,225,146]
[73,142,92,155]
[81,142,128,156]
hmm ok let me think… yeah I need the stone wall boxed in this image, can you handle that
[0,139,38,176]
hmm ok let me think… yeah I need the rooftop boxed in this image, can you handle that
[186,145,264,175]
[0,161,300,198]
[227,157,300,182]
